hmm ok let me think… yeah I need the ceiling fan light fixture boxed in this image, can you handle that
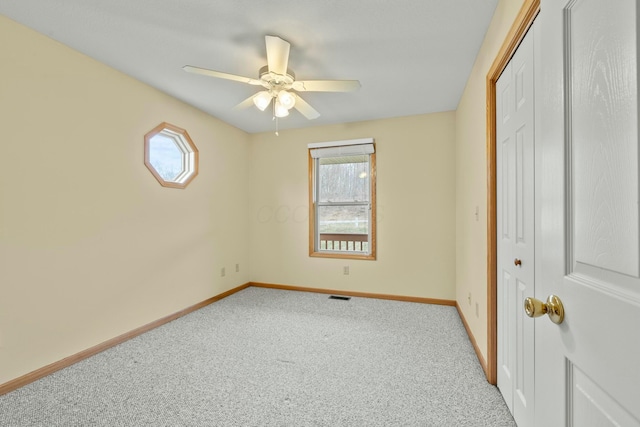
[277,90,296,110]
[184,35,359,123]
[253,91,272,111]
[274,100,290,118]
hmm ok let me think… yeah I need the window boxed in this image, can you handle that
[309,139,376,260]
[144,122,198,189]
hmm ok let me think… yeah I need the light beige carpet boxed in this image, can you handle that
[0,287,515,426]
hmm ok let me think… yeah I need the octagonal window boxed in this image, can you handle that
[144,122,198,189]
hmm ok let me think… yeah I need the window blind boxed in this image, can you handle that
[310,143,374,159]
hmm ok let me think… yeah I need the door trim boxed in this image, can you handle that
[486,0,540,385]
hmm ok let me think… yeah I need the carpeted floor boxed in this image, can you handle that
[0,287,516,426]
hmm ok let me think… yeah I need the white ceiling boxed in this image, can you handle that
[1,0,498,134]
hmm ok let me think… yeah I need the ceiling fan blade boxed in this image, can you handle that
[292,79,361,92]
[293,94,320,120]
[265,35,290,75]
[232,94,257,110]
[183,65,263,85]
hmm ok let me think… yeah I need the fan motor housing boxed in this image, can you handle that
[259,65,295,90]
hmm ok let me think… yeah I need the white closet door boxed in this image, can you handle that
[496,22,536,427]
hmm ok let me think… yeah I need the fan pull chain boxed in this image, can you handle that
[272,101,279,136]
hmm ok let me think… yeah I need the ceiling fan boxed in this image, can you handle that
[183,35,360,120]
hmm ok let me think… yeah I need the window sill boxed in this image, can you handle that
[309,251,376,261]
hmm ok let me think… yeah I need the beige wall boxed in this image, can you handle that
[455,0,526,363]
[249,113,456,300]
[0,16,251,385]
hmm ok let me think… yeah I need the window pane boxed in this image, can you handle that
[309,145,376,259]
[318,155,370,203]
[149,134,183,181]
[318,205,368,234]
[318,205,369,252]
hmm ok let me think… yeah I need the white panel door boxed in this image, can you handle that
[536,0,640,425]
[497,23,536,427]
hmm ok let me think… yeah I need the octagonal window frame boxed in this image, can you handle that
[144,122,199,189]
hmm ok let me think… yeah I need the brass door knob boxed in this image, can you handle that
[524,295,565,324]
[514,258,522,266]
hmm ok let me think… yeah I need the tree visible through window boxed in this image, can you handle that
[148,133,184,181]
[309,141,376,260]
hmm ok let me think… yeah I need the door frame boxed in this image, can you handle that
[486,0,540,385]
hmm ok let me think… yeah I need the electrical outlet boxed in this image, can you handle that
[343,266,350,275]
[221,267,226,277]
[468,292,472,305]
[235,263,240,273]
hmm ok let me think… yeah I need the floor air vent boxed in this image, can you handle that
[328,295,351,301]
